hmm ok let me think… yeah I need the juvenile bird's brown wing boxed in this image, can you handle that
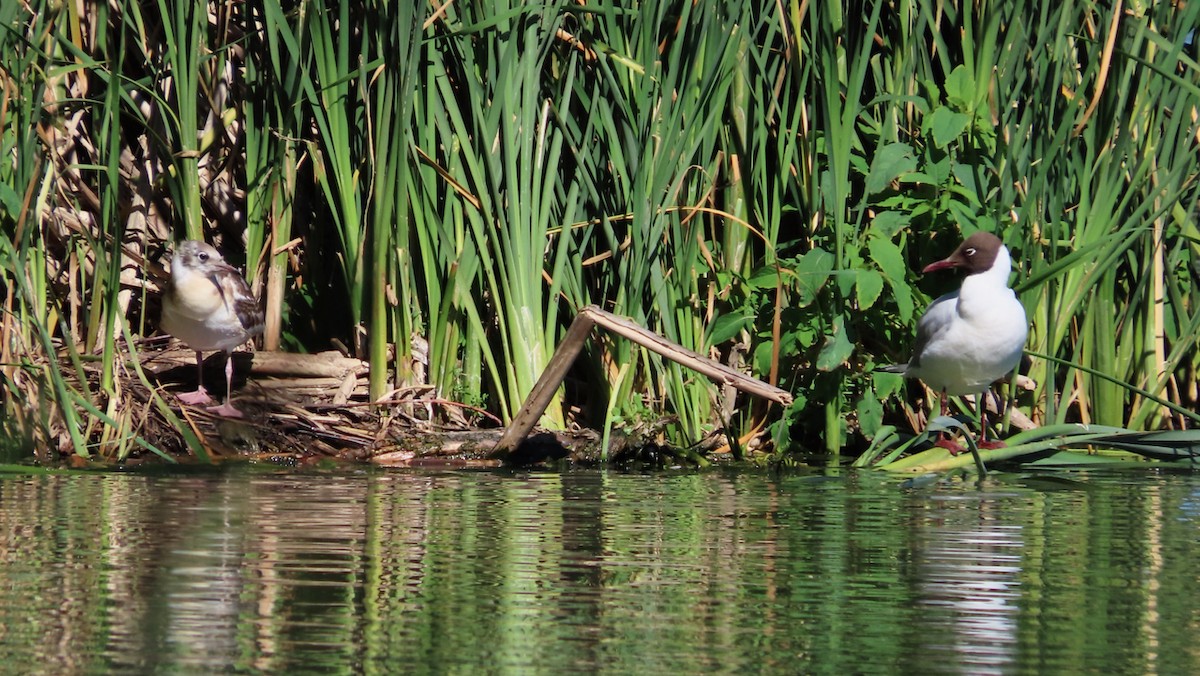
[209,267,265,336]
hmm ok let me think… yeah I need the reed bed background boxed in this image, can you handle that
[1,0,1197,463]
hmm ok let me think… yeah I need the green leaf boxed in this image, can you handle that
[816,314,854,371]
[943,65,975,108]
[873,371,906,400]
[901,172,933,185]
[849,152,870,179]
[747,265,783,290]
[856,390,885,439]
[926,155,952,183]
[865,142,917,195]
[951,161,985,201]
[947,199,979,227]
[784,324,818,351]
[867,237,906,283]
[0,183,20,218]
[794,248,834,308]
[947,182,983,208]
[856,269,885,310]
[867,237,915,321]
[869,211,911,239]
[891,281,916,323]
[705,310,753,349]
[926,107,971,148]
[753,341,775,375]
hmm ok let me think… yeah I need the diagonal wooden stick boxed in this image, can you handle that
[490,305,793,459]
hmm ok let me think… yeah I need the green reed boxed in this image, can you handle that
[1,1,1196,463]
[998,0,1200,431]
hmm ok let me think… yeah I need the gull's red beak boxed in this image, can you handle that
[921,258,959,274]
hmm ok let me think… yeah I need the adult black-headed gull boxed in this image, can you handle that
[883,232,1027,453]
[161,240,264,417]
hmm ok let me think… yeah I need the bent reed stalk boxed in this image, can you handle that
[0,1,1196,463]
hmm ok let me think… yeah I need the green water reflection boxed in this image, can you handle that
[0,467,1197,674]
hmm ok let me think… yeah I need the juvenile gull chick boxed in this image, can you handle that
[883,232,1027,453]
[161,240,264,417]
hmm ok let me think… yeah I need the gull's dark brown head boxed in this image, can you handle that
[922,232,1005,275]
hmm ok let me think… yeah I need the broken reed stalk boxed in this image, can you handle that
[490,305,794,459]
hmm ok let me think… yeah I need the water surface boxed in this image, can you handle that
[1,466,1197,674]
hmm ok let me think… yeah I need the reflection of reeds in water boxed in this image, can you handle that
[1,471,1200,670]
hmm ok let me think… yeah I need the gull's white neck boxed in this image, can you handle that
[960,245,1013,296]
[956,245,1017,325]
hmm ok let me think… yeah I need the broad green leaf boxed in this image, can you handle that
[849,152,870,179]
[856,390,885,439]
[865,142,917,195]
[948,181,984,208]
[926,155,952,183]
[975,213,1000,233]
[867,237,906,283]
[856,269,885,310]
[926,107,971,148]
[705,310,753,349]
[869,211,911,238]
[943,65,975,108]
[794,248,834,308]
[909,203,933,219]
[890,280,916,323]
[754,318,815,371]
[947,199,979,228]
[835,268,857,299]
[0,183,20,217]
[900,171,938,186]
[753,341,774,375]
[876,195,911,208]
[951,160,985,199]
[873,371,906,400]
[868,237,915,321]
[816,314,854,371]
[747,264,783,290]
[784,324,818,351]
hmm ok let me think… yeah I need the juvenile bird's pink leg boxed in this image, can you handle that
[177,350,214,405]
[206,350,245,418]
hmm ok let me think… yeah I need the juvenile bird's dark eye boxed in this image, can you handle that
[198,252,209,262]
[965,247,976,256]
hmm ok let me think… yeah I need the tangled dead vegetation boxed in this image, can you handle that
[5,339,602,467]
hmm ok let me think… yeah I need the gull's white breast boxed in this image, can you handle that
[907,284,1027,396]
